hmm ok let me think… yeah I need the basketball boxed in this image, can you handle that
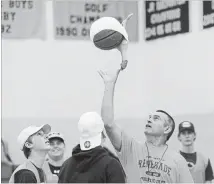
[93,29,124,50]
[90,17,129,51]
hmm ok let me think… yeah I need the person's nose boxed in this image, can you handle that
[185,133,190,138]
[147,118,152,123]
[53,143,59,148]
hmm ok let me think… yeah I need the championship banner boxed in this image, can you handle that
[145,0,189,41]
[1,0,46,39]
[53,0,139,42]
[203,0,214,29]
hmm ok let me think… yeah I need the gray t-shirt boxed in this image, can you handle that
[116,131,194,183]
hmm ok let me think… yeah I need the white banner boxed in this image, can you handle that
[1,0,46,39]
[53,0,139,42]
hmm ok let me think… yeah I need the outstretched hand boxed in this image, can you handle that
[98,69,121,84]
[98,59,128,85]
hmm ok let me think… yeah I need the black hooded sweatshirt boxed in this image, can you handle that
[58,144,125,183]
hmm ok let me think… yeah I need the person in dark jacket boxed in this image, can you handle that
[101,131,126,180]
[103,146,126,180]
[58,111,126,183]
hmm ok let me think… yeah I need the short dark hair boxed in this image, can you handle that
[23,137,32,159]
[156,110,175,141]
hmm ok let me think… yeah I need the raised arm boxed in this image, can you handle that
[99,14,133,151]
[99,70,123,152]
[98,14,133,152]
[98,46,128,152]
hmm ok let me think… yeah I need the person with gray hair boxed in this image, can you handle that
[98,14,194,183]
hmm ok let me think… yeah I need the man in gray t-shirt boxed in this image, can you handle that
[98,14,194,183]
[116,129,193,183]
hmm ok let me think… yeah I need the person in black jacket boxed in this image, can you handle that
[101,131,126,180]
[103,146,126,180]
[58,112,126,183]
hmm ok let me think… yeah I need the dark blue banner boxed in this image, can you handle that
[203,0,214,29]
[145,1,189,41]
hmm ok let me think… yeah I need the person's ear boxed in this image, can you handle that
[25,141,33,149]
[193,133,196,141]
[177,134,182,142]
[164,125,172,135]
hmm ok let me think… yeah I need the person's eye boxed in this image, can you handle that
[37,131,44,136]
[154,117,158,120]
